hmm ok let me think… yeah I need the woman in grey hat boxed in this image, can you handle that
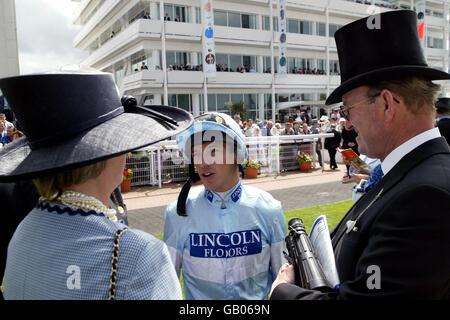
[0,71,193,300]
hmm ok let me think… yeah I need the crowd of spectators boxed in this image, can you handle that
[233,108,347,137]
[138,63,337,75]
[232,107,358,170]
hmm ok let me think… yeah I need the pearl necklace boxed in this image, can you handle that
[40,190,118,222]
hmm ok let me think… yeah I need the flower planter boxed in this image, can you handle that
[121,178,132,192]
[246,167,258,179]
[299,161,312,172]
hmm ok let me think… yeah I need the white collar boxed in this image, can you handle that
[381,127,441,175]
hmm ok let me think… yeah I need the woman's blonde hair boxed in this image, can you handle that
[33,161,106,199]
[367,76,441,114]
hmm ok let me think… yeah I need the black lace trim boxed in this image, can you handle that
[37,201,105,217]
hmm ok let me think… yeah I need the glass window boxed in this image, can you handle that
[168,94,177,107]
[329,24,340,37]
[166,51,176,67]
[174,6,186,22]
[214,10,227,26]
[248,14,256,29]
[278,94,289,103]
[244,94,257,109]
[250,56,257,70]
[207,94,217,111]
[229,55,241,71]
[301,21,312,35]
[242,14,250,29]
[228,12,241,28]
[262,16,270,31]
[164,4,173,20]
[295,58,304,69]
[273,17,279,31]
[176,52,188,66]
[196,7,201,24]
[217,94,231,111]
[231,94,243,104]
[216,54,228,67]
[288,57,295,73]
[317,59,326,73]
[242,56,251,68]
[317,22,326,36]
[288,19,299,33]
[177,94,191,112]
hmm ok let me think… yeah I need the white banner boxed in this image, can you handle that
[277,0,287,76]
[416,0,426,52]
[202,0,216,78]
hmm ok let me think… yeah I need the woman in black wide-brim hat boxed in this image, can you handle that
[0,71,193,300]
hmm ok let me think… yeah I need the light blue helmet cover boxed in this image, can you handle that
[176,112,248,165]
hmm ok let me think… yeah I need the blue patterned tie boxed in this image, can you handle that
[363,164,384,194]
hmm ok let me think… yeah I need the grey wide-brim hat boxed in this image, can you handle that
[0,71,193,182]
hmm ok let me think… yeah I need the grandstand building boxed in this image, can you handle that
[72,0,450,121]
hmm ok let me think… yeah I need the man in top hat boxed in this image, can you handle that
[270,10,450,299]
[435,97,450,145]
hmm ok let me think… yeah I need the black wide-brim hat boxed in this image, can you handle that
[436,97,450,111]
[0,71,193,182]
[326,10,450,105]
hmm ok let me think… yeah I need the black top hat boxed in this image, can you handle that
[326,10,450,105]
[0,71,193,182]
[435,97,450,111]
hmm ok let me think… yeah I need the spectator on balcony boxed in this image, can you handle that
[140,62,149,70]
[265,121,273,136]
[174,15,180,22]
[0,120,7,145]
[293,108,302,123]
[281,122,294,135]
[223,64,229,72]
[270,122,281,136]
[249,66,256,73]
[143,12,151,19]
[319,115,330,132]
[164,13,171,21]
[305,107,313,124]
[244,119,255,137]
[300,123,310,135]
[257,121,266,136]
[288,116,294,124]
[292,121,301,135]
[0,113,12,129]
[233,114,243,131]
[330,109,340,122]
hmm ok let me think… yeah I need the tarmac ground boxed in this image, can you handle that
[123,165,354,235]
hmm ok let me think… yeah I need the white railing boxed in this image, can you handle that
[125,133,334,188]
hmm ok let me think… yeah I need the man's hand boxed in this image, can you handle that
[342,173,369,184]
[350,162,370,175]
[270,263,296,296]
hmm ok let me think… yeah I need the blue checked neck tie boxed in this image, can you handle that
[363,164,384,194]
